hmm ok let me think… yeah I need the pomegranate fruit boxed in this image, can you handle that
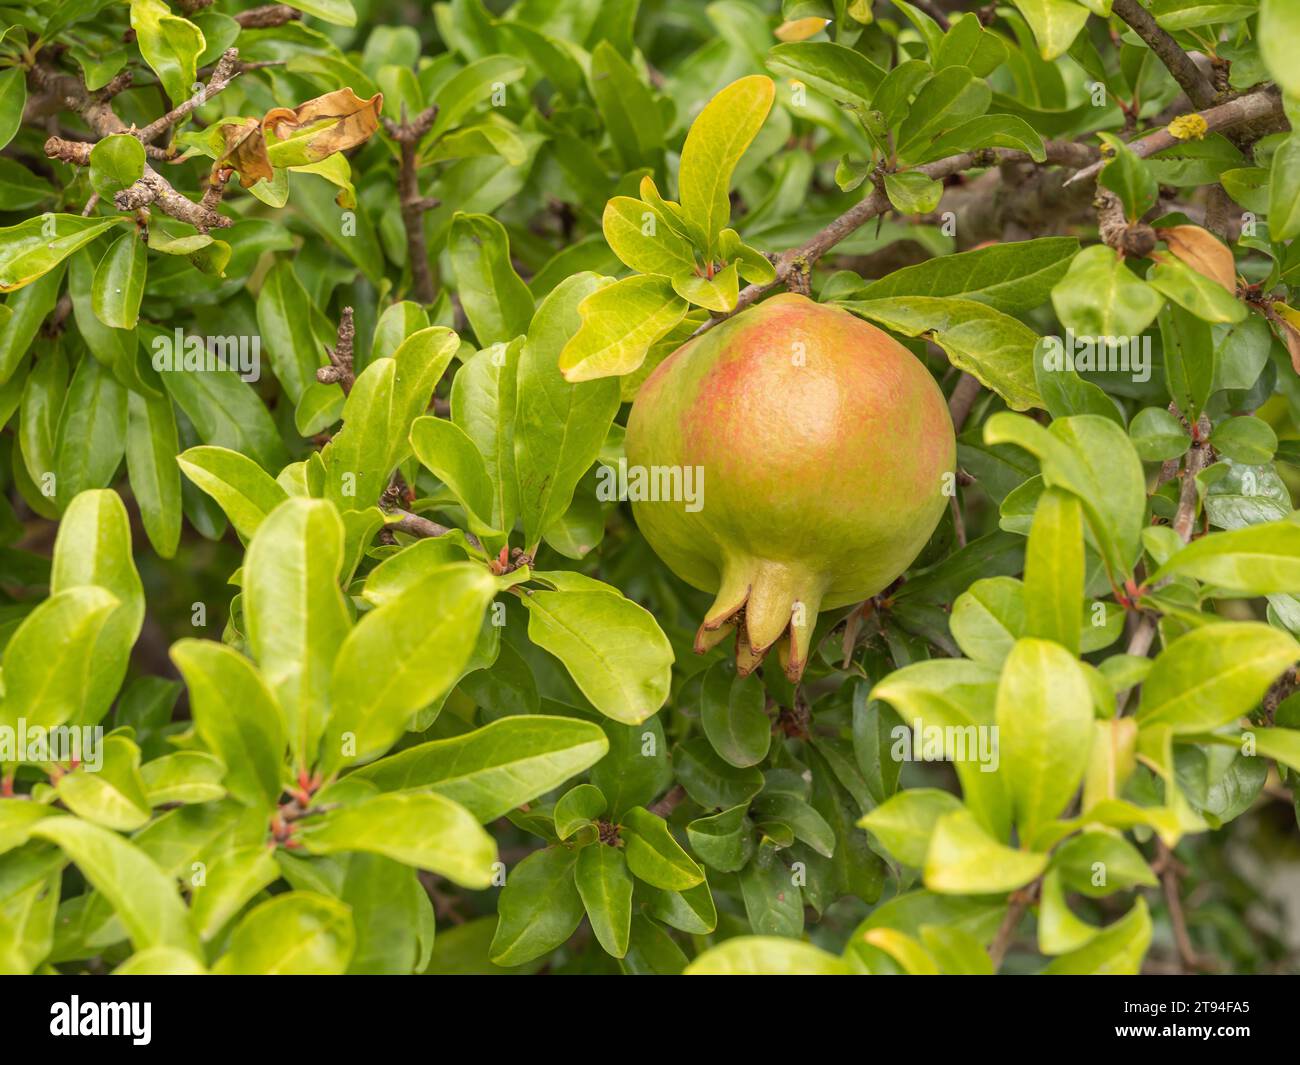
[624,293,955,681]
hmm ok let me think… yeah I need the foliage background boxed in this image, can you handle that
[1,0,1299,975]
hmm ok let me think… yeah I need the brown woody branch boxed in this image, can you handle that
[696,141,1098,337]
[33,52,244,231]
[1111,0,1218,110]
[234,4,302,27]
[382,104,441,304]
[135,48,242,145]
[316,306,356,394]
[1116,416,1213,712]
[1068,88,1286,187]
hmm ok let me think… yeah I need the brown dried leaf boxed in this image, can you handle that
[262,88,384,167]
[216,118,274,188]
[1273,304,1300,374]
[1158,224,1236,293]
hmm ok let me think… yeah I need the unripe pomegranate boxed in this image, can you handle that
[625,293,955,681]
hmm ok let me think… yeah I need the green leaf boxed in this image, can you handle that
[764,41,884,111]
[140,751,227,806]
[129,0,206,105]
[1261,0,1300,98]
[677,75,775,258]
[243,498,352,768]
[54,734,150,830]
[621,806,704,891]
[1154,519,1300,594]
[1040,898,1150,974]
[522,578,673,725]
[212,892,354,974]
[984,413,1145,581]
[685,936,849,975]
[858,237,1078,315]
[324,326,459,509]
[996,638,1094,842]
[1147,258,1246,324]
[0,588,119,733]
[53,355,127,507]
[0,68,25,151]
[0,215,127,293]
[514,274,621,550]
[409,416,499,534]
[1023,487,1083,653]
[686,804,755,873]
[923,808,1048,894]
[1128,406,1188,462]
[350,715,609,822]
[1137,622,1298,733]
[126,392,181,558]
[89,134,145,197]
[256,261,332,404]
[895,67,992,164]
[1050,245,1163,339]
[554,783,608,840]
[489,845,583,966]
[844,296,1042,411]
[950,576,1027,666]
[170,639,286,809]
[1209,415,1277,465]
[920,114,1047,164]
[176,445,289,540]
[449,212,534,346]
[699,662,771,768]
[558,275,688,381]
[451,337,522,532]
[191,846,281,942]
[588,41,664,172]
[324,562,495,770]
[575,844,633,957]
[30,817,199,956]
[300,791,496,887]
[1097,133,1159,222]
[602,196,697,277]
[884,171,944,214]
[1010,0,1089,59]
[283,0,356,26]
[859,788,964,867]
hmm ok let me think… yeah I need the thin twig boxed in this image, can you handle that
[1111,0,1218,110]
[988,880,1040,970]
[135,48,242,145]
[1067,88,1285,187]
[234,3,302,28]
[316,306,356,394]
[382,104,441,304]
[696,142,1097,338]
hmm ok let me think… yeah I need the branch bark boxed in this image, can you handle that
[694,141,1099,337]
[135,48,242,145]
[382,105,441,305]
[1111,0,1218,110]
[1067,88,1286,187]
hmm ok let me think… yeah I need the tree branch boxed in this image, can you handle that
[696,142,1097,337]
[316,306,356,394]
[234,3,302,28]
[135,48,242,145]
[382,104,441,305]
[1111,0,1218,110]
[1067,88,1286,187]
